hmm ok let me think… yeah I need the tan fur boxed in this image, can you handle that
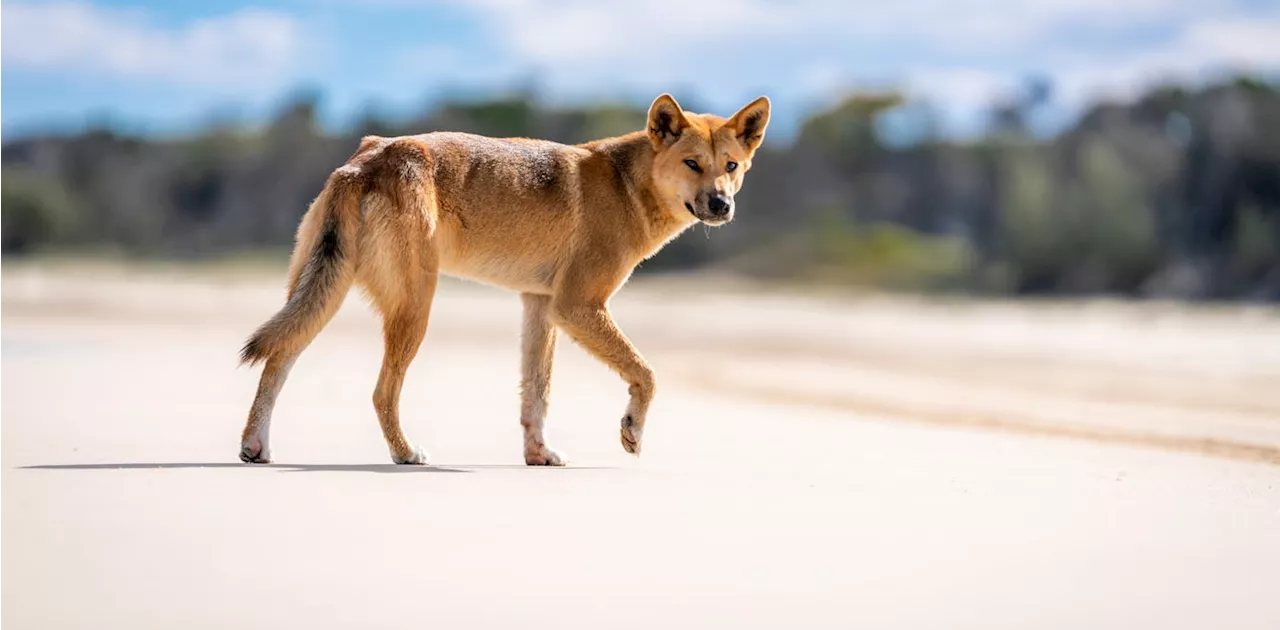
[237,93,771,465]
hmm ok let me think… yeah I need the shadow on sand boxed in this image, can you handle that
[19,462,618,474]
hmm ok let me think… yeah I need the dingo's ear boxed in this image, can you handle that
[728,96,770,152]
[648,94,689,149]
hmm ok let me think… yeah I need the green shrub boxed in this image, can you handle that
[996,149,1069,289]
[1070,136,1161,288]
[1234,203,1280,272]
[2,169,82,255]
[809,208,973,290]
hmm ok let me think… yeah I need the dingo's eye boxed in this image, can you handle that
[725,161,738,173]
[683,159,702,173]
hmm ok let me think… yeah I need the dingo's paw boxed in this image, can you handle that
[525,445,568,466]
[392,444,430,465]
[620,414,643,456]
[239,438,271,464]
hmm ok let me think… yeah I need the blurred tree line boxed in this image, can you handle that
[4,77,1279,300]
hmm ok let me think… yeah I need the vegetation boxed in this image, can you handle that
[4,77,1278,300]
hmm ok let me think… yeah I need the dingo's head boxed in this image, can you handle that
[646,93,771,226]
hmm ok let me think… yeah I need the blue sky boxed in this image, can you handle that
[4,0,1279,143]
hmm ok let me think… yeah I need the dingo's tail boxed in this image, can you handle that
[239,171,362,366]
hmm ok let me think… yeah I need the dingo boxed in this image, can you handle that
[237,93,771,466]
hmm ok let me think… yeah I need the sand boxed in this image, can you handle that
[4,265,1279,629]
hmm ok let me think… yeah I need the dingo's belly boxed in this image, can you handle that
[434,217,564,295]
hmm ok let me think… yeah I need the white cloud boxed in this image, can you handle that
[436,0,1230,63]
[419,4,1211,79]
[462,0,782,64]
[410,0,1278,134]
[902,68,1011,111]
[1045,18,1280,110]
[9,1,1272,138]
[1,2,302,87]
[1187,19,1280,67]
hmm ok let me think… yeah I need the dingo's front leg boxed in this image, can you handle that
[520,293,567,466]
[550,299,654,456]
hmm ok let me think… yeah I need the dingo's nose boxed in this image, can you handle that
[708,195,732,217]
